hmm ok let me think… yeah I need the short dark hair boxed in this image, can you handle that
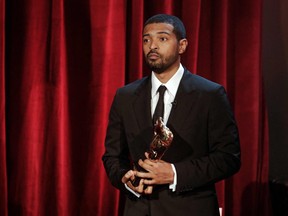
[144,14,186,41]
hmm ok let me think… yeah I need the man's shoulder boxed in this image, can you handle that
[117,76,150,95]
[183,69,222,92]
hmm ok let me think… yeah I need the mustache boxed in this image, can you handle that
[147,50,160,57]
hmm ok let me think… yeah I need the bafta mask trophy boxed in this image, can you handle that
[132,117,173,186]
[148,117,173,160]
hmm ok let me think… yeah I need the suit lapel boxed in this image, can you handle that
[167,69,198,131]
[130,70,198,144]
[132,76,153,133]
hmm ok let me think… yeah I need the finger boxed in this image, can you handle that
[132,170,139,181]
[143,178,155,185]
[138,159,155,171]
[121,170,134,183]
[135,170,152,179]
[144,186,153,194]
[126,180,134,189]
[135,178,144,193]
[145,159,158,166]
[126,177,142,192]
[138,159,144,167]
[138,159,150,171]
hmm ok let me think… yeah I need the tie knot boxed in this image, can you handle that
[158,85,167,96]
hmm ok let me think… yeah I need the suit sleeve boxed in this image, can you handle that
[102,90,131,192]
[174,86,241,193]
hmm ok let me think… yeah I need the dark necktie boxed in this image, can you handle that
[153,85,167,123]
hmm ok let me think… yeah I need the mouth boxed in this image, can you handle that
[147,52,160,60]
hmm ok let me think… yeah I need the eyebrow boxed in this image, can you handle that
[143,31,171,37]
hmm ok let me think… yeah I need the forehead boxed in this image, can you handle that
[143,23,175,36]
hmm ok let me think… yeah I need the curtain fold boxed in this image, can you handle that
[1,0,8,216]
[1,0,270,215]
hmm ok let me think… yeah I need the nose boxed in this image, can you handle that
[149,39,158,50]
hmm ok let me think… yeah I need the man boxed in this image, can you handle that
[102,14,241,216]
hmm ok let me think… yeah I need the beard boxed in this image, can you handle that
[144,50,179,74]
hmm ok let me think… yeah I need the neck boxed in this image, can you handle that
[154,62,180,83]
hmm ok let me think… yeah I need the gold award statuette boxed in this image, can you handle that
[131,117,173,187]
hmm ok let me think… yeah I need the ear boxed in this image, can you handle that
[178,39,188,54]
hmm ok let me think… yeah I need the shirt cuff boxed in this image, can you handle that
[169,164,177,192]
[125,183,141,198]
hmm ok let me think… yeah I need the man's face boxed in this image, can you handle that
[142,23,181,74]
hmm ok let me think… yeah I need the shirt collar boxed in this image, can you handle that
[151,64,184,97]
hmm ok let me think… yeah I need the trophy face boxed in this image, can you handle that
[148,117,173,160]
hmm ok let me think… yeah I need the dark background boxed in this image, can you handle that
[263,0,288,181]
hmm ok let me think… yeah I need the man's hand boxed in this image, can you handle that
[135,152,174,186]
[121,170,153,194]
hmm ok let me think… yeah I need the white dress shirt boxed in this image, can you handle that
[125,64,184,197]
[151,64,184,192]
[151,64,184,125]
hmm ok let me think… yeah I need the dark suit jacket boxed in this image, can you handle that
[102,69,241,216]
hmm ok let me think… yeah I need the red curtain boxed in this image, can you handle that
[1,0,8,215]
[0,0,270,216]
